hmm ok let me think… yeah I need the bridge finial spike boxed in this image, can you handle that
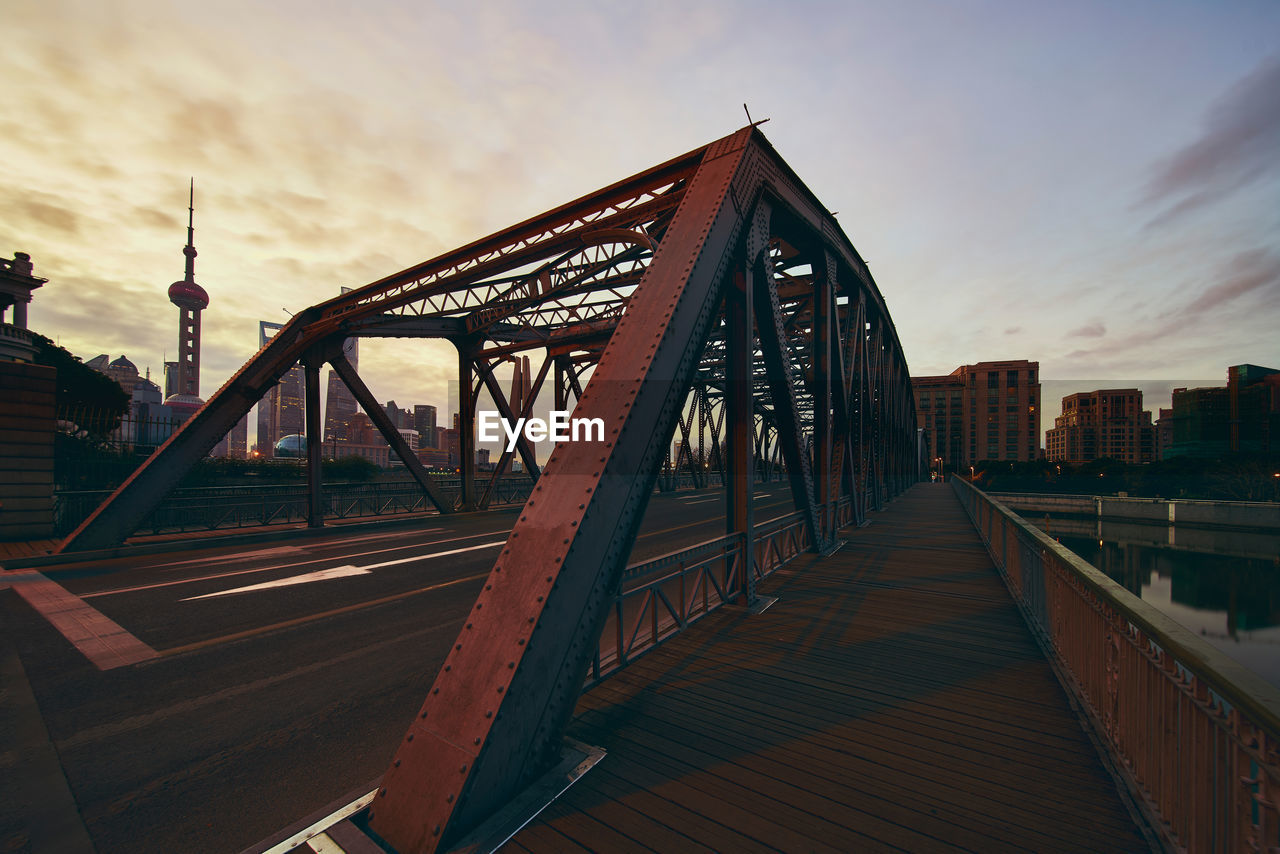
[741,103,770,129]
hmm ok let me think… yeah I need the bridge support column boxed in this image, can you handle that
[726,266,755,604]
[813,251,834,546]
[303,352,324,528]
[752,203,820,549]
[457,344,477,511]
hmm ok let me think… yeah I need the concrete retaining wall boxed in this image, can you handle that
[989,490,1280,531]
[0,362,55,540]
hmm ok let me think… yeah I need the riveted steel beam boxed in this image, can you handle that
[55,308,323,553]
[751,202,821,551]
[725,265,754,604]
[366,127,760,853]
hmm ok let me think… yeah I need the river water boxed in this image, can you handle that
[1026,515,1280,690]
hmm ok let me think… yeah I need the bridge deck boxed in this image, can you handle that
[508,483,1151,853]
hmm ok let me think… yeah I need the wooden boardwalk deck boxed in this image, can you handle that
[508,483,1152,853]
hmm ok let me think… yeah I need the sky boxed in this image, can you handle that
[3,0,1278,441]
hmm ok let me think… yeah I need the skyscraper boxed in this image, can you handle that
[256,320,304,457]
[414,404,437,446]
[164,181,209,420]
[323,287,360,443]
[323,335,359,442]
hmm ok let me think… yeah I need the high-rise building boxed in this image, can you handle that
[1228,364,1280,454]
[256,320,305,458]
[913,360,1041,470]
[1165,364,1280,459]
[323,287,360,444]
[212,413,250,459]
[165,181,209,421]
[1045,389,1155,465]
[383,401,407,429]
[414,404,437,446]
[324,335,359,442]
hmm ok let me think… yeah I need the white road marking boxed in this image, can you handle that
[180,540,506,602]
[181,566,372,600]
[85,530,510,599]
[156,528,449,571]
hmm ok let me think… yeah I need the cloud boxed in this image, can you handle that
[1140,55,1280,225]
[1183,248,1280,315]
[1053,248,1280,367]
[5,198,81,235]
[1003,326,1022,335]
[1067,322,1105,338]
[133,206,181,231]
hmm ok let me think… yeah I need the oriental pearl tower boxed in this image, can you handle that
[164,180,209,419]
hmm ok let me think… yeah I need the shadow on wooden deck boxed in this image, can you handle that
[508,483,1153,853]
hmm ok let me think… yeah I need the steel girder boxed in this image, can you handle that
[363,129,918,852]
[55,125,918,850]
[56,138,710,553]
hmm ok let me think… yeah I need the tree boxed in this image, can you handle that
[33,333,128,433]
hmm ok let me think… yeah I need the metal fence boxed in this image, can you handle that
[586,496,849,688]
[53,476,535,537]
[952,476,1280,853]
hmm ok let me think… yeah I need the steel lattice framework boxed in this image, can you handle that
[57,127,919,852]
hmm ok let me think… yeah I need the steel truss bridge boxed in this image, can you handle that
[58,127,921,852]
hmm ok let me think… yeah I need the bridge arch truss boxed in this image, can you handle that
[59,127,919,852]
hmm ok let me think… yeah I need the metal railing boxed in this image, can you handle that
[53,477,535,537]
[586,497,847,688]
[952,476,1280,853]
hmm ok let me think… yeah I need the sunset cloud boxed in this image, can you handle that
[3,0,1278,421]
[1141,55,1280,227]
[1067,322,1106,339]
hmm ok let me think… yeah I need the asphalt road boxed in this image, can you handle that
[1,482,797,854]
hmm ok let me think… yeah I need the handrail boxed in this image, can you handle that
[586,503,819,688]
[956,477,1280,735]
[952,475,1280,852]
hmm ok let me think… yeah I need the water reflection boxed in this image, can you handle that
[1026,515,1280,690]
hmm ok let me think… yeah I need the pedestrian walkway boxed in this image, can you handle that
[509,484,1152,852]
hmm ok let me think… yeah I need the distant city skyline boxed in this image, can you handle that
[4,1,1277,420]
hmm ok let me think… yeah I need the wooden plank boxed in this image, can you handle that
[514,485,1150,853]
[580,680,1135,844]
